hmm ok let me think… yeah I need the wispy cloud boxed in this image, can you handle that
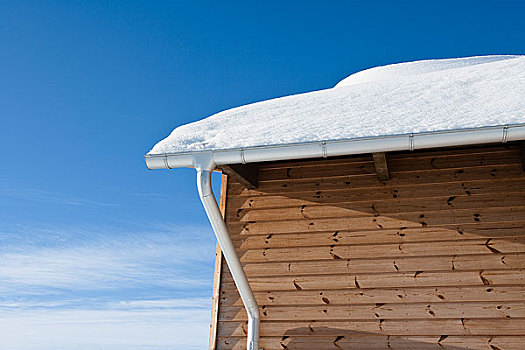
[126,191,174,200]
[0,222,217,349]
[0,188,117,207]
[108,297,211,309]
[0,298,212,350]
[0,223,216,293]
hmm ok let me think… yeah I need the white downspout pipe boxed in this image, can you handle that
[194,154,260,350]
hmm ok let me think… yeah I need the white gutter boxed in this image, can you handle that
[145,124,525,170]
[145,123,525,350]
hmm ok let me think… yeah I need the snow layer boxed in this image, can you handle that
[149,55,525,155]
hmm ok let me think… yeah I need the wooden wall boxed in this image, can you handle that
[212,143,525,350]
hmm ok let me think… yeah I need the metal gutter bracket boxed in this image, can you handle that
[193,153,261,350]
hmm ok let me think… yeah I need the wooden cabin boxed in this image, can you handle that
[210,143,525,349]
[145,56,525,349]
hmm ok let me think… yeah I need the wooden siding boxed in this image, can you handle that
[213,144,525,350]
[209,174,229,349]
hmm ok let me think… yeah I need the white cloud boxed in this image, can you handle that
[0,223,216,292]
[0,241,212,292]
[0,188,117,207]
[0,223,218,349]
[0,298,212,350]
[108,297,211,309]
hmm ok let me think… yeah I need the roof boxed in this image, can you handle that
[148,55,525,156]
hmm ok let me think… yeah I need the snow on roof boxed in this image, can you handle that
[148,55,525,155]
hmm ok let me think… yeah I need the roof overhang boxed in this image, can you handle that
[145,123,525,170]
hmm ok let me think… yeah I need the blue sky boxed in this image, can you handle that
[1,1,524,349]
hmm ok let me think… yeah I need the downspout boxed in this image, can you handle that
[193,154,260,350]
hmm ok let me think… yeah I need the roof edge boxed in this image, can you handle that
[145,123,525,170]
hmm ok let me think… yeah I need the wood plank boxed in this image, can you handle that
[233,223,525,249]
[219,164,258,190]
[258,148,518,173]
[229,254,525,278]
[210,242,223,350]
[218,301,525,321]
[258,152,520,181]
[383,143,517,160]
[219,285,525,307]
[228,207,525,235]
[229,192,525,222]
[520,141,525,171]
[220,269,525,292]
[258,154,372,170]
[373,152,390,181]
[217,335,525,350]
[209,174,229,350]
[236,238,525,263]
[229,164,525,196]
[218,318,525,337]
[228,179,525,210]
